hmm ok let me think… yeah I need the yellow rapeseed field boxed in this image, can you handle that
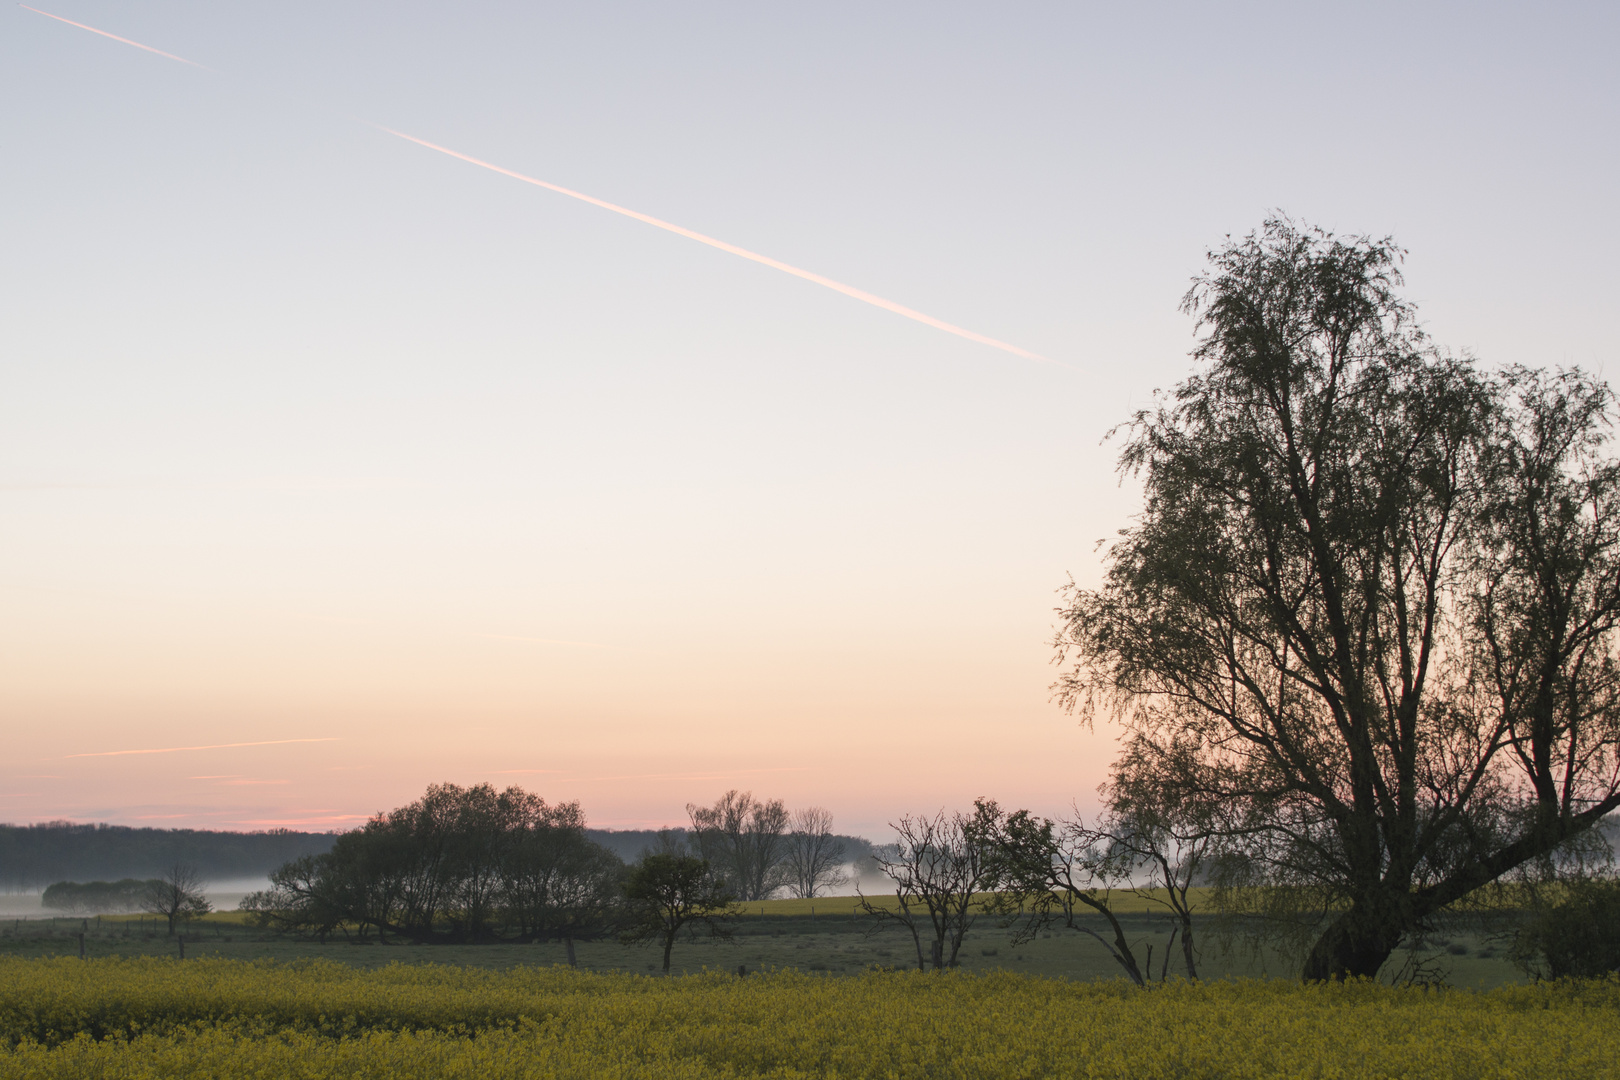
[0,957,1611,1079]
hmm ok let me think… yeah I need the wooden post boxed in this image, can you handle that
[564,934,577,969]
[737,964,747,977]
[178,936,185,960]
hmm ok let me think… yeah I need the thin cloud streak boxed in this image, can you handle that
[18,5,213,70]
[67,738,339,759]
[475,633,608,648]
[556,767,811,784]
[377,128,1058,365]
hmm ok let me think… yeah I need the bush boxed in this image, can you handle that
[1513,878,1620,979]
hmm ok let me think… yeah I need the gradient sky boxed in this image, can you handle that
[2,1,1616,838]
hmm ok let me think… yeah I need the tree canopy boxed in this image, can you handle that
[243,783,624,944]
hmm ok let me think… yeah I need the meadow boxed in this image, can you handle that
[1,894,1527,987]
[0,955,1611,1079]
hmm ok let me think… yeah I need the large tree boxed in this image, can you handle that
[1055,218,1620,980]
[686,790,791,902]
[782,807,850,900]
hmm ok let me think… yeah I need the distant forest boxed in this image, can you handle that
[0,822,338,890]
[0,821,875,891]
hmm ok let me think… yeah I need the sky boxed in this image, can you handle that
[1,1,1616,839]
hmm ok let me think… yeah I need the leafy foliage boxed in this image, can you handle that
[40,879,154,915]
[1511,877,1620,979]
[619,834,739,974]
[243,783,623,943]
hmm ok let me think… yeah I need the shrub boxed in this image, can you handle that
[1512,878,1620,979]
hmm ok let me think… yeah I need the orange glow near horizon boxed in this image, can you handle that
[3,0,1139,843]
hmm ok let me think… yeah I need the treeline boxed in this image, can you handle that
[1,820,873,895]
[40,879,152,914]
[243,784,859,960]
[584,827,875,870]
[0,822,338,890]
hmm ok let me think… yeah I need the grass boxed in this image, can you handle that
[1,907,1531,988]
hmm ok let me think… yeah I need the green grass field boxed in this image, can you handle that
[3,897,1527,988]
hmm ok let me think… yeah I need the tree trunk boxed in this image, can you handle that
[1301,904,1403,981]
[565,933,577,969]
[662,935,674,974]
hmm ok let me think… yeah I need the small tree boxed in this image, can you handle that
[620,834,737,974]
[783,807,849,899]
[994,805,1209,986]
[142,863,210,936]
[1095,767,1222,980]
[994,810,1148,984]
[860,800,1007,971]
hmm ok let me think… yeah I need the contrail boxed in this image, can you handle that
[18,4,212,69]
[378,128,1055,364]
[67,738,339,759]
[18,3,1055,364]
